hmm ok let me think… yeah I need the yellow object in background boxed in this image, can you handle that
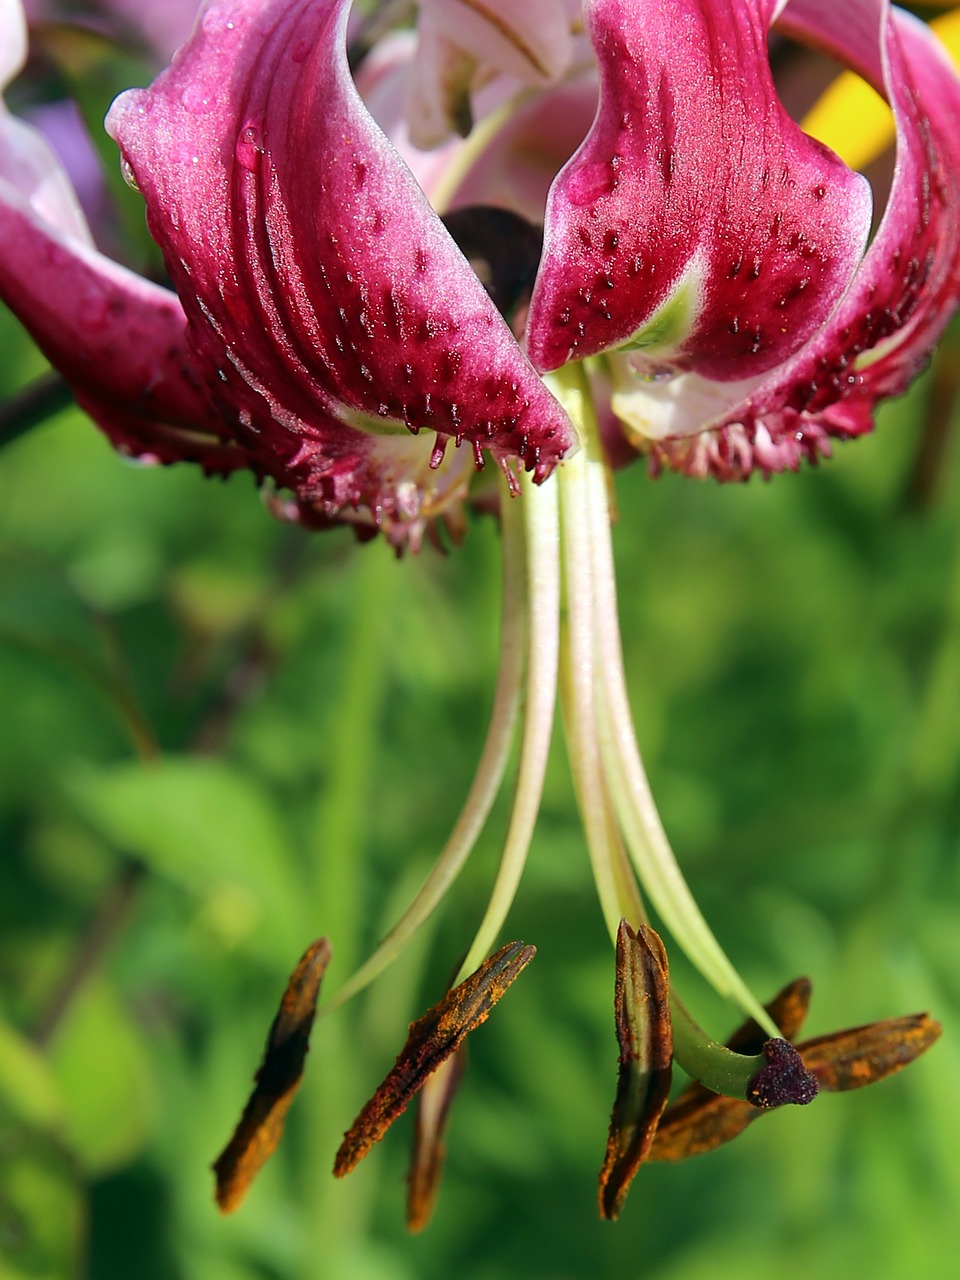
[801,9,960,169]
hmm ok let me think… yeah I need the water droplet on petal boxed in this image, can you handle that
[565,158,620,208]
[235,122,264,172]
[120,158,140,191]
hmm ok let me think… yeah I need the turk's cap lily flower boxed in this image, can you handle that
[99,0,574,518]
[1,0,957,1226]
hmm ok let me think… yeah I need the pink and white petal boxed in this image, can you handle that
[608,358,766,445]
[406,13,477,148]
[106,0,574,482]
[419,0,573,85]
[0,109,94,242]
[526,0,873,381]
[353,30,463,205]
[443,72,598,226]
[1,0,94,241]
[1,0,27,89]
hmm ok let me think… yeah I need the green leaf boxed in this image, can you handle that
[0,1026,83,1280]
[47,976,155,1175]
[66,758,308,965]
[0,1020,63,1130]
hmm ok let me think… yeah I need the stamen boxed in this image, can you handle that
[552,365,646,938]
[455,467,561,980]
[572,359,777,1035]
[324,475,528,1011]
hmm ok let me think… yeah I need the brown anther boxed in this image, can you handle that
[598,920,673,1221]
[334,940,536,1178]
[407,1047,468,1233]
[212,937,331,1213]
[649,981,940,1165]
[801,1012,942,1091]
[649,977,814,1162]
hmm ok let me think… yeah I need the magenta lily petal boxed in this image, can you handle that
[526,0,873,381]
[106,0,575,503]
[774,0,960,411]
[0,198,241,466]
[0,0,241,475]
[638,0,960,480]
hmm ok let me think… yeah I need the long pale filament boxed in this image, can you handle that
[325,472,528,1011]
[455,465,561,981]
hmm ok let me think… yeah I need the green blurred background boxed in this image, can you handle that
[3,306,959,1279]
[3,6,960,1275]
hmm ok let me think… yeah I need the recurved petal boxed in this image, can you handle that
[1,0,93,242]
[0,192,242,471]
[773,0,960,409]
[0,0,254,474]
[609,0,960,480]
[106,0,575,511]
[526,0,872,380]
